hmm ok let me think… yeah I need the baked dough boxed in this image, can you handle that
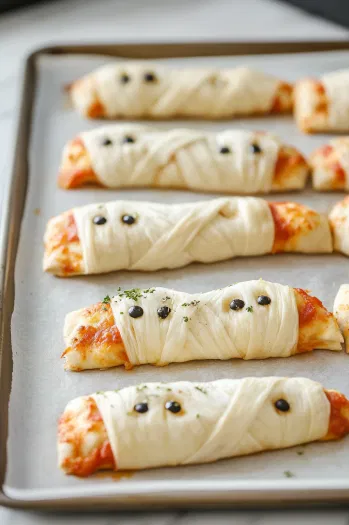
[58,125,309,192]
[310,138,349,190]
[68,62,293,120]
[329,196,349,256]
[58,376,349,476]
[295,70,349,133]
[334,284,349,353]
[62,281,343,371]
[43,198,332,277]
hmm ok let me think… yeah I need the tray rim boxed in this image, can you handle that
[3,39,349,510]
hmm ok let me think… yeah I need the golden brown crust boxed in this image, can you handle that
[295,79,329,134]
[58,396,115,476]
[43,211,84,276]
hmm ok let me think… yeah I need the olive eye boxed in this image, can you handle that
[122,214,136,225]
[251,143,262,154]
[274,399,290,412]
[230,299,245,311]
[93,216,107,225]
[157,306,171,319]
[120,73,130,84]
[134,402,148,413]
[128,306,143,318]
[219,146,231,154]
[165,401,181,413]
[144,72,157,82]
[122,136,135,144]
[257,295,271,306]
[102,138,112,146]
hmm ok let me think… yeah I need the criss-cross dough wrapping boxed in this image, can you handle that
[69,62,293,120]
[310,138,349,190]
[43,198,333,277]
[58,377,349,476]
[62,281,343,371]
[295,70,349,133]
[58,125,309,192]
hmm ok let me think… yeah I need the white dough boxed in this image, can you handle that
[323,70,349,130]
[334,284,349,353]
[329,199,349,256]
[73,197,275,274]
[73,63,281,119]
[110,281,299,364]
[81,125,281,193]
[91,377,330,470]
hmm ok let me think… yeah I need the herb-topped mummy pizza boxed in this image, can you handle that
[68,63,293,120]
[310,138,349,190]
[62,281,343,371]
[43,198,332,277]
[58,125,308,193]
[295,70,349,133]
[58,377,349,476]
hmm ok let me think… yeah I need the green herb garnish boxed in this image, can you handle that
[196,413,200,419]
[102,295,111,304]
[246,305,253,313]
[183,316,189,323]
[195,386,207,394]
[284,470,295,478]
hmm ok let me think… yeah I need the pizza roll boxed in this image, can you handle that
[295,70,349,133]
[68,63,293,120]
[43,198,332,277]
[329,196,349,256]
[58,125,309,193]
[62,281,343,371]
[334,284,349,353]
[58,377,349,476]
[310,138,349,190]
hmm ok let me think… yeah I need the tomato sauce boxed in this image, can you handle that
[325,390,349,439]
[295,288,328,327]
[268,202,292,252]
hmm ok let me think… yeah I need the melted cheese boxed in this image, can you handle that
[109,281,298,364]
[81,125,280,193]
[323,70,349,130]
[87,63,280,118]
[73,198,275,274]
[91,377,330,470]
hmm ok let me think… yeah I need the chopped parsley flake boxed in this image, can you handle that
[102,295,111,304]
[182,300,200,307]
[196,413,200,419]
[120,312,124,315]
[195,386,207,394]
[183,316,189,323]
[246,305,254,313]
[96,391,104,395]
[136,385,148,392]
[166,388,172,391]
[284,470,295,478]
[115,287,155,302]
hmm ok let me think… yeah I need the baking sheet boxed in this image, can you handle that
[5,47,349,503]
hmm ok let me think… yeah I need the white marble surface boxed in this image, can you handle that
[1,0,349,522]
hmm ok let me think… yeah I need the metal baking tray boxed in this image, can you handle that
[3,41,349,510]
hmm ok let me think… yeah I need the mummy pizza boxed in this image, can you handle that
[62,281,343,371]
[329,197,349,256]
[295,70,349,133]
[43,198,332,277]
[58,125,309,192]
[58,377,349,476]
[68,62,293,120]
[310,138,349,190]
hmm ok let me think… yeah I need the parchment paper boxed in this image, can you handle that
[5,49,349,500]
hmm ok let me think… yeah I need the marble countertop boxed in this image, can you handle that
[1,0,349,522]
